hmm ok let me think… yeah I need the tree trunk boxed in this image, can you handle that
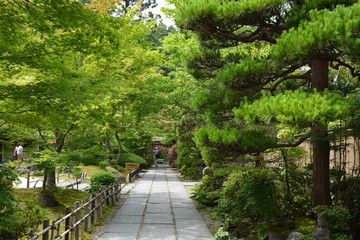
[45,131,66,188]
[280,149,291,195]
[105,130,115,161]
[115,132,123,164]
[311,58,331,206]
[254,153,263,167]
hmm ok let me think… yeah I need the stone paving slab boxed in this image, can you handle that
[139,224,176,240]
[144,213,174,224]
[176,219,212,237]
[116,207,145,216]
[145,203,172,213]
[105,223,141,233]
[173,207,203,219]
[148,197,170,204]
[100,232,138,240]
[111,215,142,224]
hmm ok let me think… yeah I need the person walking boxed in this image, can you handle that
[14,143,24,162]
[153,147,159,168]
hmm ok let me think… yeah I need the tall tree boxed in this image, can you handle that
[0,0,163,189]
[175,0,360,206]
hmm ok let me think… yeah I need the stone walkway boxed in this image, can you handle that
[99,165,213,240]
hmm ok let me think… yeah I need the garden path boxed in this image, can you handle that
[99,165,212,240]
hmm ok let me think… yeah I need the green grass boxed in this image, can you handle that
[13,187,91,215]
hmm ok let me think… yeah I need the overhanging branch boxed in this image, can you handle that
[265,70,311,93]
[331,59,360,77]
[276,135,310,148]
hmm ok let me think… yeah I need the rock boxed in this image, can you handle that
[287,232,304,240]
[115,174,126,182]
[312,214,331,240]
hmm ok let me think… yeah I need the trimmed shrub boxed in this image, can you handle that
[119,153,149,168]
[99,161,109,170]
[191,166,245,207]
[90,171,116,188]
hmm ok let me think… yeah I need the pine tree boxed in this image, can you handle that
[175,0,360,206]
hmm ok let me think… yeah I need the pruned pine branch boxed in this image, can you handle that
[267,70,312,93]
[276,135,309,148]
[330,59,360,77]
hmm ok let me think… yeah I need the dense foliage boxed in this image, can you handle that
[0,166,19,237]
[173,0,360,238]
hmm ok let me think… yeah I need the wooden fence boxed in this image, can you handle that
[29,182,123,240]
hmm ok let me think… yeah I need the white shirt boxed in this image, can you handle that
[15,145,23,154]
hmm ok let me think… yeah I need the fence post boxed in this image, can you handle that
[65,207,71,240]
[43,219,49,240]
[29,230,35,239]
[50,220,56,240]
[91,193,97,224]
[27,167,31,188]
[110,184,114,205]
[114,183,118,201]
[55,219,60,239]
[80,201,84,240]
[74,201,80,240]
[104,185,110,206]
[119,183,122,199]
[97,190,102,218]
[84,197,90,233]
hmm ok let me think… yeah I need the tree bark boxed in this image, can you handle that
[45,131,67,188]
[115,131,122,164]
[105,130,115,161]
[311,58,331,206]
[280,149,291,195]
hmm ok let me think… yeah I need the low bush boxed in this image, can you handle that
[191,166,244,207]
[332,176,360,239]
[191,175,222,207]
[313,205,353,240]
[216,168,286,239]
[99,161,110,170]
[113,165,126,172]
[90,171,116,191]
[183,166,201,179]
[118,153,149,169]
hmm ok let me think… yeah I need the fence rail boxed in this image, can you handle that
[29,182,123,240]
[128,168,140,183]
